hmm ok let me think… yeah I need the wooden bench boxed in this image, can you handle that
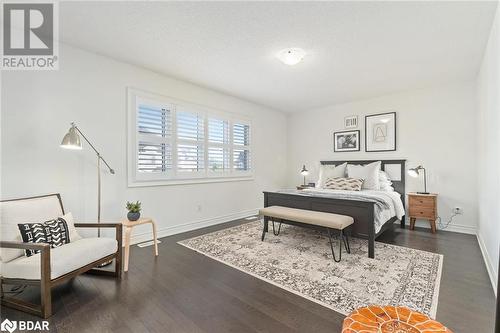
[259,206,354,262]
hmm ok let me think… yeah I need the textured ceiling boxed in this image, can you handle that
[60,1,497,112]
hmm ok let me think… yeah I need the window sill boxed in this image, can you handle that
[128,176,254,188]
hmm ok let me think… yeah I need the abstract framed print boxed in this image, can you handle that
[365,112,396,152]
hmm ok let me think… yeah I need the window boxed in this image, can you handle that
[208,118,230,173]
[128,89,252,185]
[232,123,251,171]
[137,102,173,174]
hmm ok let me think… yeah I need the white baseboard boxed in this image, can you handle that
[476,232,498,295]
[128,208,259,245]
[409,221,477,235]
[439,223,477,235]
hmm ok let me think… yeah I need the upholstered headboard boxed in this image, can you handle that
[320,159,406,202]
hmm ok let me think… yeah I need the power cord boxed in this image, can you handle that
[436,213,458,230]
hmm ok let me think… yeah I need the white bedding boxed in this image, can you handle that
[279,188,405,233]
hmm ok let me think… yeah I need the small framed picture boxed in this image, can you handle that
[344,115,358,129]
[333,130,360,152]
[365,112,396,152]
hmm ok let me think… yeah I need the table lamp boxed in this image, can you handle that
[300,165,309,186]
[408,165,429,194]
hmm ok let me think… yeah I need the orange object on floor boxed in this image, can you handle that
[342,305,453,333]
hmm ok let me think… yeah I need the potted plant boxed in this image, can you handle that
[126,201,141,221]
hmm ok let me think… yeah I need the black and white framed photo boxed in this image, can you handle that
[365,112,396,152]
[333,130,360,152]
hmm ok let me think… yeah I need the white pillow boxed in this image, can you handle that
[61,212,82,242]
[379,170,395,192]
[347,161,381,190]
[317,163,347,188]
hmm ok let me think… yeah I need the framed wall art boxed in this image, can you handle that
[365,112,396,152]
[344,115,358,129]
[333,130,360,152]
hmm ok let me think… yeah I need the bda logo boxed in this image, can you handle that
[0,319,17,333]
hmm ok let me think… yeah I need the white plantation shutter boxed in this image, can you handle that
[137,103,173,174]
[176,110,204,173]
[130,89,252,184]
[208,118,230,172]
[232,123,251,171]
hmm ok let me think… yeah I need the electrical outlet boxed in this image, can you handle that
[453,207,463,215]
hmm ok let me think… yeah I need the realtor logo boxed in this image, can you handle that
[0,319,17,333]
[1,2,59,70]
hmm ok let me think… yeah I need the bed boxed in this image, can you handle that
[263,159,406,259]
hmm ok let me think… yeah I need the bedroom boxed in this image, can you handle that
[0,1,499,333]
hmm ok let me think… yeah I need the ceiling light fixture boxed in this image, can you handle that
[276,48,306,66]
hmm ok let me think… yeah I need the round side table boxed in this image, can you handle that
[342,305,453,333]
[122,217,159,272]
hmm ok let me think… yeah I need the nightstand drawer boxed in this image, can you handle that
[409,196,435,209]
[409,207,436,219]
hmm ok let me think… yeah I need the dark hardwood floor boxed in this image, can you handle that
[1,219,496,333]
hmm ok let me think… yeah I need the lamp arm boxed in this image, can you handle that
[74,125,115,173]
[423,167,427,193]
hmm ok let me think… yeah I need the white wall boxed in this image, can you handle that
[1,44,287,242]
[287,81,478,234]
[477,4,500,295]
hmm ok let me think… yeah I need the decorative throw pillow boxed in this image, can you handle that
[17,218,70,257]
[317,163,347,188]
[347,161,381,190]
[44,218,70,247]
[324,177,364,191]
[17,223,48,257]
[379,170,394,192]
[61,212,82,241]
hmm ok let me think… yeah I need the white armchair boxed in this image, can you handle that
[0,193,122,318]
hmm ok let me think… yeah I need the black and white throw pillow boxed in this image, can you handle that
[17,223,48,257]
[18,218,71,257]
[324,177,364,191]
[45,218,70,247]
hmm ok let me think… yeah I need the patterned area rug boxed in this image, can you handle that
[178,221,443,318]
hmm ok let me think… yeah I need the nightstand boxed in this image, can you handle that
[408,193,438,233]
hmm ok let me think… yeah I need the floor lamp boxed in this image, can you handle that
[60,122,115,237]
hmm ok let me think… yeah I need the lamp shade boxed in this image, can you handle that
[408,165,423,178]
[60,124,82,150]
[300,165,309,176]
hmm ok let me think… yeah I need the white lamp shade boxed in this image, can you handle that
[408,169,418,177]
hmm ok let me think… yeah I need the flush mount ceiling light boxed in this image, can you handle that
[276,48,306,66]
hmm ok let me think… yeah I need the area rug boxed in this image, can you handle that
[178,221,443,318]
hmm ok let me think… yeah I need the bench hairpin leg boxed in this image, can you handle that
[342,232,351,253]
[261,218,267,241]
[272,219,282,236]
[327,228,342,262]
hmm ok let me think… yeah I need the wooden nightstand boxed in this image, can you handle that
[408,193,438,233]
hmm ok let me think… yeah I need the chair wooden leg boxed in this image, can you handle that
[124,226,132,272]
[115,223,123,278]
[40,247,52,318]
[151,221,159,257]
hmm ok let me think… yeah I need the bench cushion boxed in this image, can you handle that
[0,237,117,280]
[259,206,353,230]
